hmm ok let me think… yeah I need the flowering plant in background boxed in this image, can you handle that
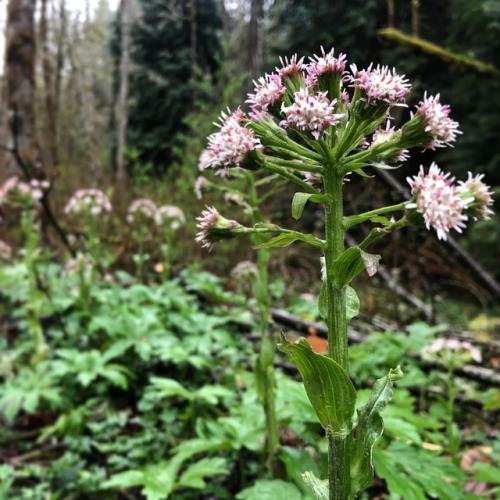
[195,163,289,478]
[64,188,113,277]
[63,252,94,306]
[126,198,157,278]
[64,188,112,216]
[0,176,50,364]
[196,47,494,499]
[155,205,185,278]
[422,337,483,463]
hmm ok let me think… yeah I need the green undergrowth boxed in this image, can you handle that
[0,261,498,499]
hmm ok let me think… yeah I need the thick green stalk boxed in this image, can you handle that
[22,210,47,365]
[323,165,351,500]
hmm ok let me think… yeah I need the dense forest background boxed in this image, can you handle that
[0,0,499,299]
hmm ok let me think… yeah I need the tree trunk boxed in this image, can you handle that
[0,0,39,177]
[246,0,263,77]
[40,0,59,177]
[116,0,131,181]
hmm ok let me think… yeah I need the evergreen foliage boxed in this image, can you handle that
[127,0,222,174]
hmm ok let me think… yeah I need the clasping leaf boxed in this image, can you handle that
[279,336,356,435]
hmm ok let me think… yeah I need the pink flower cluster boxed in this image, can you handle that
[281,89,344,139]
[306,47,347,86]
[349,64,411,107]
[247,74,286,115]
[199,109,262,175]
[127,198,186,230]
[413,93,461,149]
[127,198,157,223]
[155,205,186,230]
[371,122,409,163]
[0,176,49,206]
[195,206,242,250]
[422,338,482,363]
[407,163,493,240]
[64,189,112,216]
[195,206,221,250]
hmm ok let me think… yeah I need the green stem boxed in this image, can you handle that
[328,432,351,500]
[22,210,47,365]
[270,157,324,173]
[323,164,351,499]
[344,203,407,229]
[248,174,282,479]
[446,366,460,464]
[262,161,321,195]
[357,217,408,250]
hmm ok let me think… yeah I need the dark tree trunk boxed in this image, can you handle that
[246,0,264,77]
[40,0,59,176]
[116,0,131,181]
[0,0,40,177]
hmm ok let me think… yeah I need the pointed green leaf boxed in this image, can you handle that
[291,193,327,220]
[292,192,313,220]
[332,248,381,285]
[149,377,194,400]
[254,232,324,250]
[302,471,328,500]
[350,366,403,496]
[332,247,365,286]
[177,457,228,489]
[279,336,356,434]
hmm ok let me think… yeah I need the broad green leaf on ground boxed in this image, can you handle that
[177,457,228,489]
[236,479,303,500]
[373,441,466,500]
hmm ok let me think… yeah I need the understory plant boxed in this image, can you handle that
[196,48,493,499]
[196,170,288,478]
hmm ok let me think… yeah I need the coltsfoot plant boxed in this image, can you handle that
[196,48,493,499]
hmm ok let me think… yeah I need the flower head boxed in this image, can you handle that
[281,89,343,139]
[64,189,112,216]
[458,172,494,221]
[407,163,470,240]
[306,47,347,86]
[422,338,482,365]
[199,109,262,175]
[247,73,286,115]
[277,54,306,79]
[127,198,157,223]
[413,93,461,149]
[195,206,243,250]
[0,176,49,207]
[155,205,186,230]
[371,122,409,163]
[349,64,411,107]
